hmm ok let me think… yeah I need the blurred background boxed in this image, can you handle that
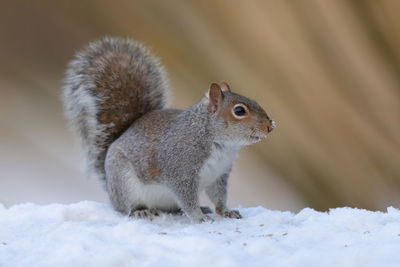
[1,0,399,212]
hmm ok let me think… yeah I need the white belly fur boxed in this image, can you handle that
[125,144,239,210]
[198,144,240,191]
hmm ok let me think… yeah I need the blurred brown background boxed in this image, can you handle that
[1,0,399,211]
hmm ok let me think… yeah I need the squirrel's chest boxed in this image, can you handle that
[198,144,239,190]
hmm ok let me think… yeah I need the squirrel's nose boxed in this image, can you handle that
[260,119,276,133]
[267,120,276,133]
[269,120,276,132]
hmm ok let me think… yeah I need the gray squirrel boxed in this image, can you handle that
[62,37,275,222]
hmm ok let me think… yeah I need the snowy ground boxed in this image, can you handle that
[1,201,400,267]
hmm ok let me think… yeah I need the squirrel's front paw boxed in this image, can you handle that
[189,213,214,223]
[186,208,214,223]
[217,208,242,219]
[198,214,214,223]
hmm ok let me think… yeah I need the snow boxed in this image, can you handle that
[1,202,400,267]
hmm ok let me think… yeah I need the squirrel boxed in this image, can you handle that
[62,37,275,223]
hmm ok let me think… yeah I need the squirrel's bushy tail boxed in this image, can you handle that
[62,37,169,184]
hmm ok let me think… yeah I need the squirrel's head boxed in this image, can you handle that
[206,82,276,146]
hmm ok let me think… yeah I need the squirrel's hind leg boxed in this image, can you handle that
[105,147,145,215]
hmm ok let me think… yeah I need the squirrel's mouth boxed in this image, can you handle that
[249,134,266,142]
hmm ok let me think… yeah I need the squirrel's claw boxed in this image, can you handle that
[199,214,214,223]
[129,208,160,220]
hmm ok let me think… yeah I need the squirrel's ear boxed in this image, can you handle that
[220,81,231,92]
[209,83,224,113]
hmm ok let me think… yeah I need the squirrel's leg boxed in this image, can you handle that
[105,149,161,220]
[205,173,242,219]
[171,179,213,223]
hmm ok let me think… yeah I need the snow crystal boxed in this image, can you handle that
[1,201,400,267]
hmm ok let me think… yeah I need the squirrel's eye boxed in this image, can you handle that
[233,105,247,117]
